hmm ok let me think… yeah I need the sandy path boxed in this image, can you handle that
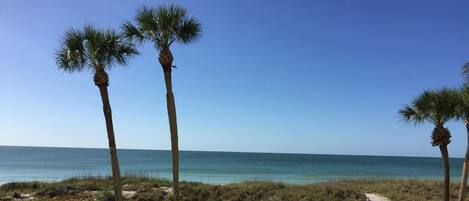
[364,193,390,201]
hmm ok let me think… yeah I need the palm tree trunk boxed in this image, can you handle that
[163,69,180,201]
[458,120,469,201]
[159,47,180,201]
[440,144,451,201]
[98,85,123,201]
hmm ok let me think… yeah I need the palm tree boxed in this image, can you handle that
[457,63,469,201]
[400,88,461,201]
[122,5,201,200]
[55,25,138,201]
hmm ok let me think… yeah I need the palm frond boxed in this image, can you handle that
[111,37,139,66]
[175,16,201,44]
[156,5,186,30]
[432,88,461,124]
[55,28,87,72]
[101,28,139,68]
[136,7,159,40]
[463,62,469,81]
[399,105,424,125]
[121,20,145,43]
[456,84,469,120]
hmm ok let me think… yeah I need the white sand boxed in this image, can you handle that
[365,193,390,201]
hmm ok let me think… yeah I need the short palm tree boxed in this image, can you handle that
[458,63,469,201]
[122,5,201,200]
[400,88,461,201]
[55,25,138,201]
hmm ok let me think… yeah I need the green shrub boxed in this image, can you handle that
[37,185,77,197]
[99,191,115,201]
[0,181,46,192]
[133,189,167,201]
[11,192,21,199]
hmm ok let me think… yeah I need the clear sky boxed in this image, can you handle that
[1,0,469,157]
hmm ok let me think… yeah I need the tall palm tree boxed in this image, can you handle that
[122,5,201,200]
[55,25,138,201]
[400,88,461,201]
[458,63,469,201]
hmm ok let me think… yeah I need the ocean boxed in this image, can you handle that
[0,146,463,184]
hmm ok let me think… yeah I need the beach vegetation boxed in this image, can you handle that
[3,177,469,201]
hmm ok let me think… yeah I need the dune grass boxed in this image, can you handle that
[0,176,468,201]
[345,179,468,201]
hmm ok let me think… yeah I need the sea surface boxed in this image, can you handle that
[0,146,464,184]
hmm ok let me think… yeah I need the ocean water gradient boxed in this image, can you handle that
[0,146,463,184]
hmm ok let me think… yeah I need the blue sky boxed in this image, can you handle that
[1,0,469,157]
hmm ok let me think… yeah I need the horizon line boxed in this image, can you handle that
[0,144,451,159]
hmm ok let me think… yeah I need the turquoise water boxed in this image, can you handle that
[0,146,464,184]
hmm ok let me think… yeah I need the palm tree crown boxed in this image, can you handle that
[400,88,461,126]
[400,88,461,146]
[122,5,201,50]
[56,24,138,73]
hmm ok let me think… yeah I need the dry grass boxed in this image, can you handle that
[343,179,469,201]
[0,177,468,201]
